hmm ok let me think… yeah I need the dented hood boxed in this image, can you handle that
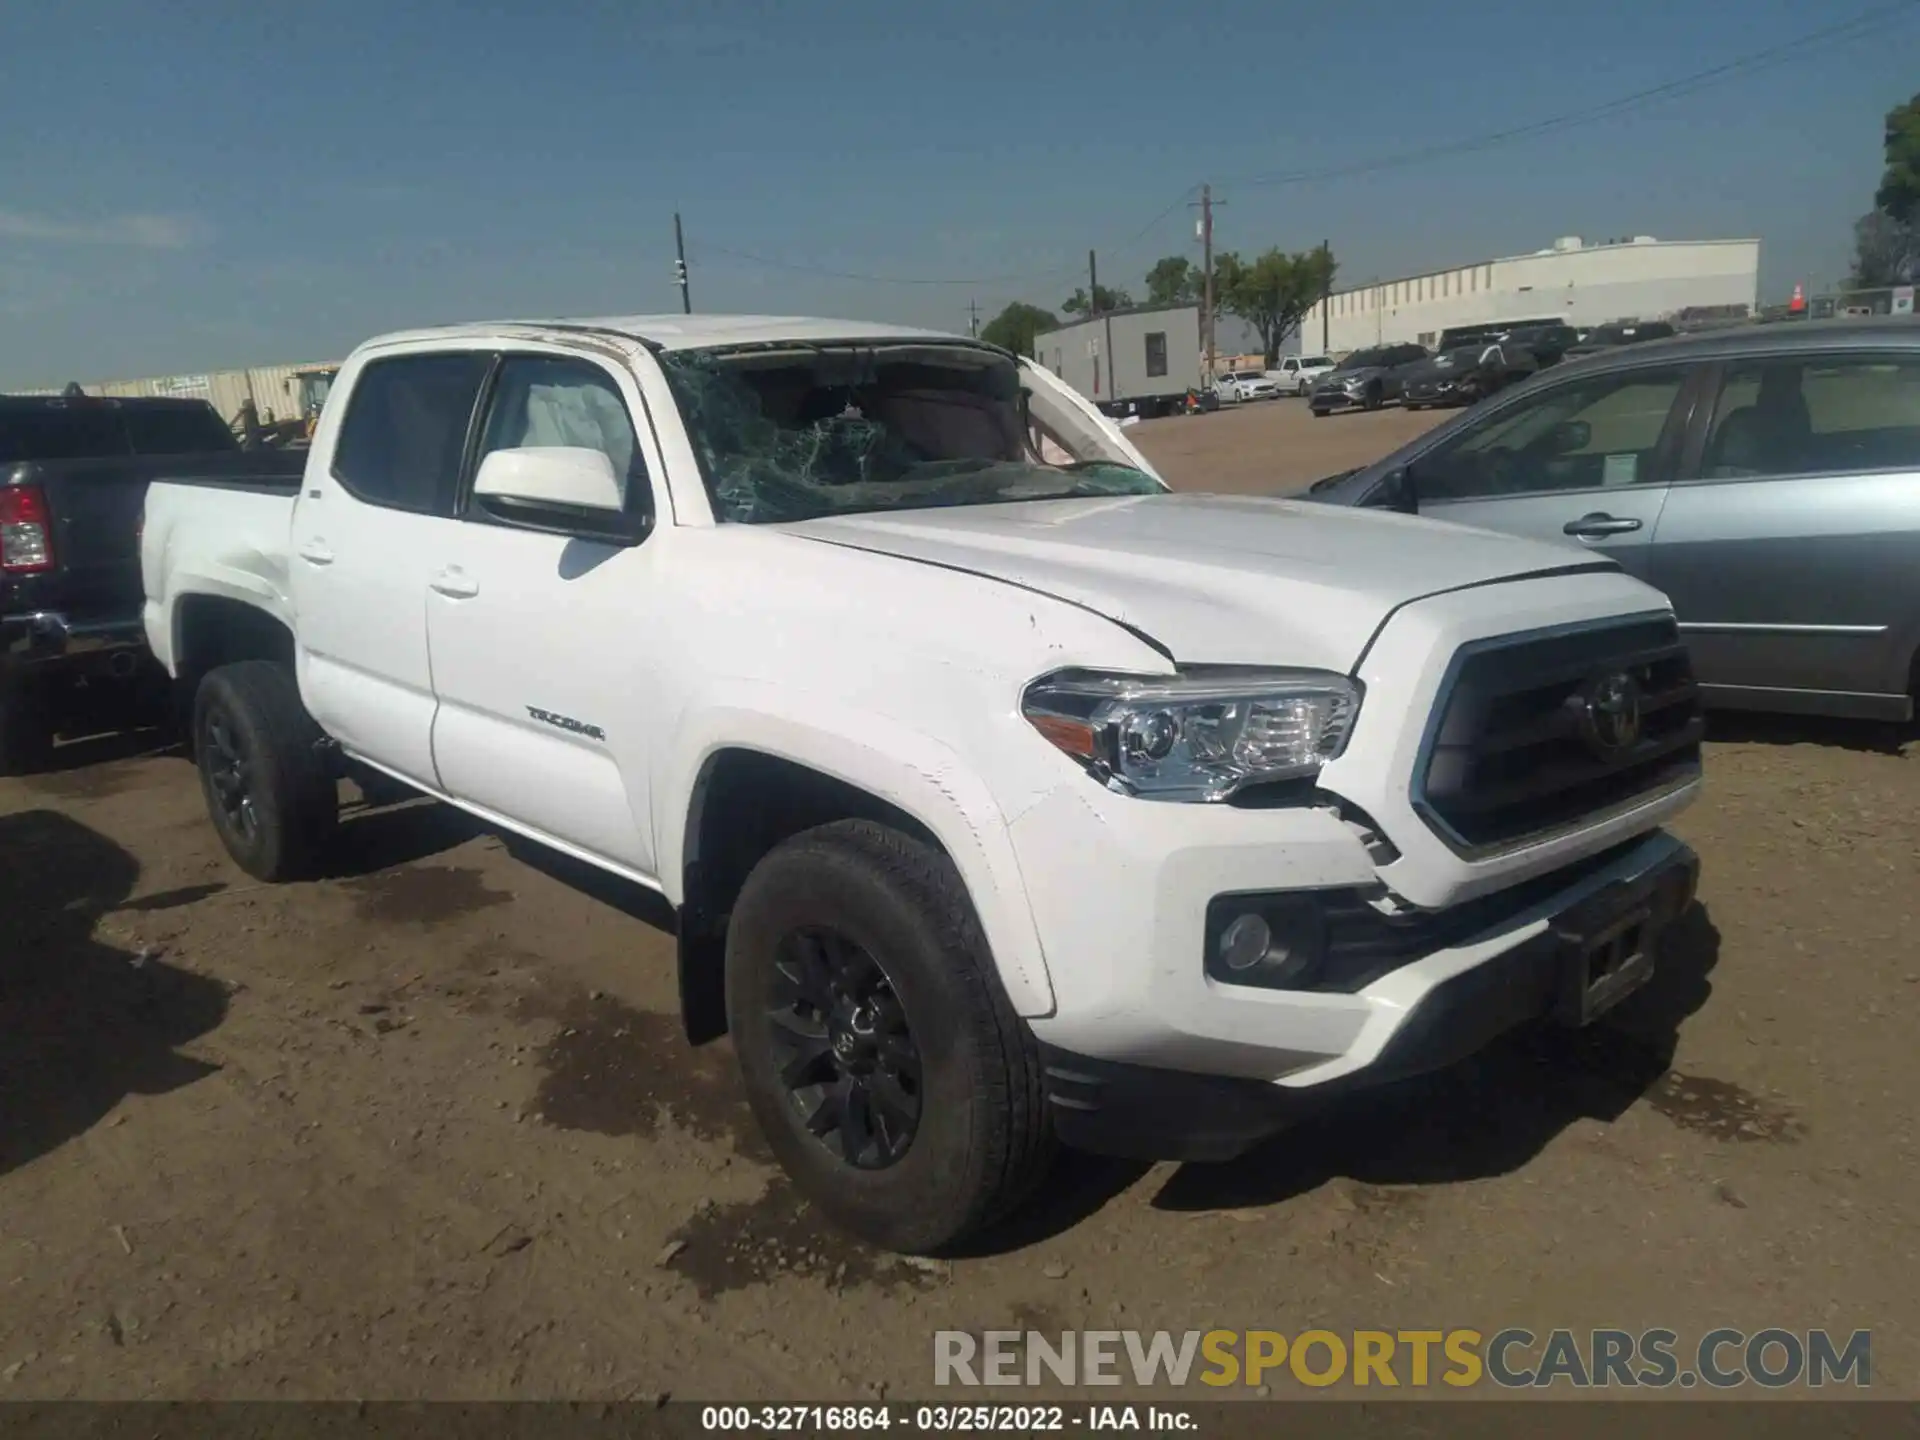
[785,493,1610,671]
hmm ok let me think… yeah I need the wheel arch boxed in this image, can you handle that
[665,719,1056,1044]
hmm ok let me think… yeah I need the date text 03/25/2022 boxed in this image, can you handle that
[700,1405,1193,1432]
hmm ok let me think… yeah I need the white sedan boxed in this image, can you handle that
[1213,370,1280,403]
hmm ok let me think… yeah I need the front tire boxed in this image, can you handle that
[1364,384,1384,411]
[725,819,1053,1253]
[192,661,338,881]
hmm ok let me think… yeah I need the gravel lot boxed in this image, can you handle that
[2,398,1915,1400]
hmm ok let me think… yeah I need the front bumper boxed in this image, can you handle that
[1404,382,1470,405]
[1310,388,1366,411]
[1037,833,1699,1162]
[1010,571,1702,1148]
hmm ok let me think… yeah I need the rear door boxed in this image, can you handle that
[289,349,492,786]
[1393,361,1700,583]
[1647,350,1920,714]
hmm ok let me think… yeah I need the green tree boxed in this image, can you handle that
[979,301,1059,357]
[1061,283,1134,317]
[1214,243,1338,364]
[1850,92,1920,287]
[1875,92,1920,223]
[1850,208,1917,288]
[1143,256,1199,305]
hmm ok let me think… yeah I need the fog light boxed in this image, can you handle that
[1219,913,1271,972]
[1207,895,1330,990]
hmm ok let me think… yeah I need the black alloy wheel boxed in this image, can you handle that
[768,926,922,1169]
[202,706,260,845]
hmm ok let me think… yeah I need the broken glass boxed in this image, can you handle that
[658,344,1162,524]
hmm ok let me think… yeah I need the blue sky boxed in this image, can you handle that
[2,0,1915,386]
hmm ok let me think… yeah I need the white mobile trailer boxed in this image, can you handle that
[1032,304,1202,419]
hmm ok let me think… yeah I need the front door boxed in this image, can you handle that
[424,349,665,878]
[289,349,492,786]
[1400,362,1698,584]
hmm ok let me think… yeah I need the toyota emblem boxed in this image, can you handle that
[1580,670,1643,756]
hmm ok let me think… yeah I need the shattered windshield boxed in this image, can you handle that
[658,342,1164,524]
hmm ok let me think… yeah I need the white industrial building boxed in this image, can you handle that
[1299,235,1760,356]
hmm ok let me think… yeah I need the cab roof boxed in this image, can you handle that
[360,314,988,354]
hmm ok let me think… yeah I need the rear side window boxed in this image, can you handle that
[122,402,237,456]
[1700,355,1920,480]
[332,353,492,513]
[0,407,129,463]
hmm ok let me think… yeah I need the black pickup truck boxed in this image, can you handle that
[1,393,304,773]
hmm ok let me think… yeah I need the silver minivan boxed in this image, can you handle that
[1304,318,1920,721]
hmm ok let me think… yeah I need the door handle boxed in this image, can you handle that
[297,539,335,565]
[1563,513,1643,538]
[430,567,479,600]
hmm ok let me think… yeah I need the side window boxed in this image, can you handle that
[332,353,492,513]
[1414,366,1689,502]
[1701,355,1920,480]
[1144,332,1169,379]
[474,354,647,510]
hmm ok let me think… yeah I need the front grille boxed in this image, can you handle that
[1415,616,1702,854]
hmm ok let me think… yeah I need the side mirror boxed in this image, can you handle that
[1371,466,1419,515]
[472,447,649,545]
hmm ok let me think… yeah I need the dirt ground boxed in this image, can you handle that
[3,398,1916,1401]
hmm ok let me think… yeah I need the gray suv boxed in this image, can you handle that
[1303,318,1920,722]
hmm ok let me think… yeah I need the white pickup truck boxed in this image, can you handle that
[141,314,1703,1253]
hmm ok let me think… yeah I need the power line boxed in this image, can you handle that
[1221,0,1917,190]
[684,2,1915,292]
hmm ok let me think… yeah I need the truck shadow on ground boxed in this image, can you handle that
[0,809,230,1179]
[968,904,1723,1248]
[326,782,488,879]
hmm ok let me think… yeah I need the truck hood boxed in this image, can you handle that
[784,493,1612,672]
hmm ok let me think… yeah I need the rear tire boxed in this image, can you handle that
[0,677,54,776]
[192,661,337,882]
[725,819,1054,1253]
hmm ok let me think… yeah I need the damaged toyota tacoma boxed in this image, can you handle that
[140,315,1704,1253]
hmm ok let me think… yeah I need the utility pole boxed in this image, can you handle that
[1321,236,1331,354]
[1088,250,1119,406]
[968,299,980,337]
[673,212,692,315]
[1191,184,1223,379]
[1088,249,1102,397]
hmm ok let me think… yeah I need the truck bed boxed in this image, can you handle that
[138,472,305,675]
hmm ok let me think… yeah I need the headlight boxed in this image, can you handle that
[1021,667,1361,802]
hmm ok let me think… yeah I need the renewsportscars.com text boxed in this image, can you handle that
[933,1327,1871,1390]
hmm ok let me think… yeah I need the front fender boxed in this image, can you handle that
[658,695,1058,1018]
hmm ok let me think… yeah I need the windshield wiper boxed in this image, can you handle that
[1308,468,1358,493]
